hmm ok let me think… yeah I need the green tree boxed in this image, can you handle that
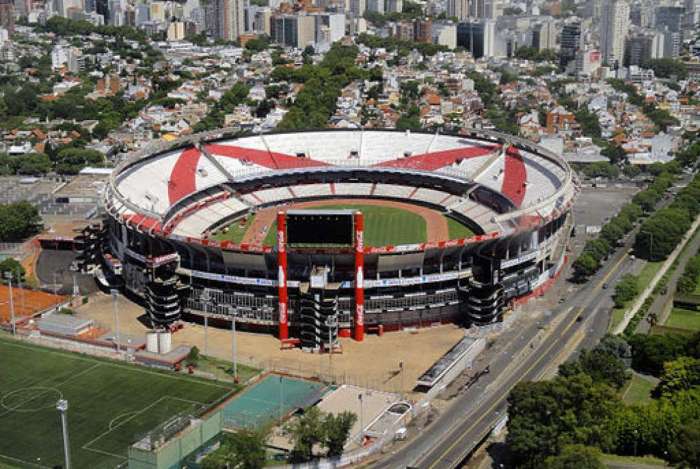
[668,419,700,468]
[186,345,200,367]
[286,407,325,462]
[628,333,694,376]
[0,201,43,242]
[506,373,619,466]
[544,444,605,469]
[656,357,700,397]
[201,429,268,469]
[0,258,25,283]
[613,274,639,308]
[323,411,357,457]
[560,349,630,389]
[573,253,599,280]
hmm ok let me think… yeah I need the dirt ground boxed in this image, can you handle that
[74,292,464,394]
[241,198,450,246]
[0,284,65,323]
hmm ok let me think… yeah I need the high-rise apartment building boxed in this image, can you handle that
[0,0,14,34]
[600,0,630,67]
[447,0,469,21]
[457,19,496,58]
[560,21,581,68]
[271,14,314,48]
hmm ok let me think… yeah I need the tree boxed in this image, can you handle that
[286,407,325,462]
[613,274,639,308]
[668,420,700,468]
[628,333,693,376]
[323,411,357,458]
[55,148,104,174]
[559,349,630,389]
[656,357,700,397]
[202,429,268,469]
[573,253,599,280]
[506,373,619,466]
[0,201,43,242]
[634,208,692,261]
[544,444,605,469]
[632,189,660,213]
[186,345,200,367]
[0,258,25,283]
[596,334,632,367]
[17,153,51,175]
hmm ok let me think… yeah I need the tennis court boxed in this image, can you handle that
[222,374,326,429]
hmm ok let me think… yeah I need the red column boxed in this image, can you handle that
[354,211,365,342]
[277,211,289,341]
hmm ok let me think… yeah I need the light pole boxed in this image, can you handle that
[358,393,364,445]
[4,272,15,336]
[324,315,338,382]
[56,399,71,469]
[229,306,238,382]
[279,375,284,423]
[110,289,120,355]
[200,289,211,356]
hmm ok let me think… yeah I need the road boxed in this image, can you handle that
[374,246,631,469]
[373,175,697,469]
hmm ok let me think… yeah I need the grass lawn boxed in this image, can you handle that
[196,355,259,383]
[637,261,663,289]
[600,453,668,467]
[621,374,656,405]
[447,218,475,239]
[263,204,428,247]
[212,214,255,243]
[608,261,663,332]
[0,336,237,469]
[664,307,700,332]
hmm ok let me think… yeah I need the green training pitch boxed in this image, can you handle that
[0,337,235,469]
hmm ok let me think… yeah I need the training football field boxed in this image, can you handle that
[0,337,235,469]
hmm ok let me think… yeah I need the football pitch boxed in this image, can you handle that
[263,204,428,246]
[0,337,236,469]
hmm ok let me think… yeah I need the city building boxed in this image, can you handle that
[560,21,581,69]
[457,19,496,58]
[0,0,14,35]
[271,14,315,49]
[600,0,630,67]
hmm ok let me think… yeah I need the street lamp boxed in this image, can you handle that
[228,305,239,382]
[200,289,211,356]
[4,272,15,336]
[358,393,364,445]
[56,399,71,469]
[324,314,338,382]
[110,289,121,356]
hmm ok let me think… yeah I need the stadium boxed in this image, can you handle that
[88,128,577,349]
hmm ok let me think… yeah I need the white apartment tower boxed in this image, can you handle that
[600,0,630,67]
[448,0,469,21]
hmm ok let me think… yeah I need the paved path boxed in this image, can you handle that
[636,222,700,333]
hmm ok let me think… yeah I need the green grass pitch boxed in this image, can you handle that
[264,204,428,246]
[0,337,235,469]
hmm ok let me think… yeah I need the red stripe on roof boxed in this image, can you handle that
[168,147,202,205]
[501,146,527,208]
[374,145,498,171]
[205,144,329,170]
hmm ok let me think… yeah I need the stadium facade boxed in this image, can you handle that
[85,129,577,349]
